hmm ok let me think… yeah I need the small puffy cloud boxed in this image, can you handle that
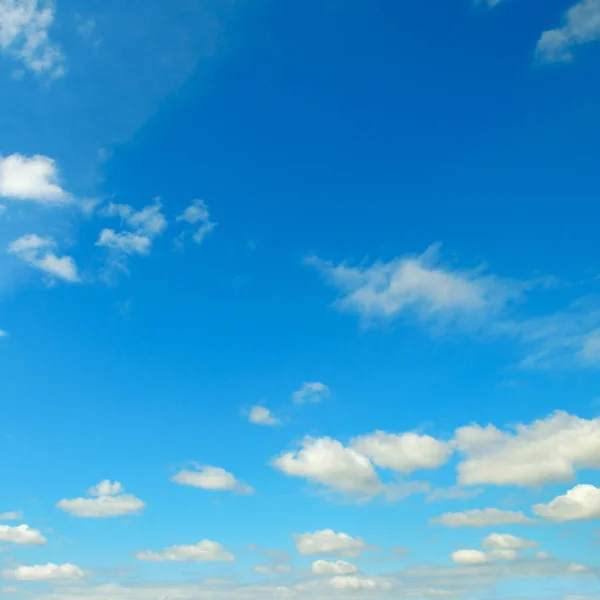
[454,411,600,487]
[0,524,46,545]
[136,540,234,563]
[57,480,145,518]
[0,510,22,520]
[248,405,280,426]
[294,530,369,558]
[329,575,390,591]
[451,549,489,565]
[431,508,535,528]
[533,484,600,522]
[176,199,217,244]
[0,1,64,76]
[351,431,452,474]
[96,229,151,256]
[312,559,358,575]
[291,382,330,405]
[0,154,67,201]
[254,564,292,575]
[8,234,79,283]
[272,436,383,497]
[535,0,600,64]
[488,549,518,561]
[103,200,167,237]
[482,533,538,550]
[171,465,253,495]
[3,563,84,581]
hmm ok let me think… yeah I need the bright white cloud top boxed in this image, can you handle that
[0,524,46,545]
[171,465,254,494]
[3,563,84,581]
[136,540,235,563]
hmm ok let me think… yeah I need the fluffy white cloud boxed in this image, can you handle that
[291,382,331,404]
[351,431,452,474]
[307,244,517,324]
[171,465,254,494]
[0,1,64,75]
[431,508,535,528]
[103,200,167,237]
[451,549,489,565]
[272,436,383,497]
[0,510,22,520]
[536,0,600,64]
[0,154,68,201]
[488,549,518,561]
[3,563,84,581]
[254,564,292,575]
[533,484,600,522]
[294,530,370,558]
[248,405,280,426]
[0,524,46,545]
[96,229,152,256]
[136,540,235,563]
[312,559,358,575]
[8,234,79,282]
[454,411,600,487]
[57,480,145,518]
[328,575,389,591]
[482,533,538,550]
[176,199,217,244]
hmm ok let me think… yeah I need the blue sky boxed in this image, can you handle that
[1,0,600,599]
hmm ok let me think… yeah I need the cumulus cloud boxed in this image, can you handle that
[8,233,79,282]
[451,549,489,565]
[102,200,167,237]
[533,484,600,522]
[351,431,452,474]
[454,411,600,487]
[176,199,217,244]
[294,530,371,558]
[3,563,84,581]
[171,465,254,495]
[0,154,68,201]
[291,382,331,405]
[328,575,390,591]
[488,549,518,561]
[272,436,383,497]
[57,480,145,518]
[0,2,64,76]
[0,510,22,520]
[96,229,152,256]
[0,524,46,545]
[312,559,358,575]
[536,0,600,64]
[136,540,235,563]
[248,405,280,426]
[482,533,538,550]
[431,508,535,528]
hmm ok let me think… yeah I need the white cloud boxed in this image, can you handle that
[351,431,452,474]
[3,563,84,581]
[103,200,167,237]
[482,533,538,550]
[96,229,151,256]
[8,233,79,282]
[533,484,600,522]
[0,510,22,520]
[176,199,217,244]
[536,0,600,64]
[57,480,145,518]
[328,575,389,591]
[272,436,383,497]
[291,382,331,405]
[307,244,518,325]
[312,559,358,575]
[0,524,46,545]
[454,411,600,487]
[0,154,68,201]
[431,508,535,527]
[248,405,280,426]
[254,564,292,575]
[0,2,64,76]
[294,530,369,558]
[451,549,489,565]
[488,549,518,561]
[136,540,235,563]
[171,465,254,495]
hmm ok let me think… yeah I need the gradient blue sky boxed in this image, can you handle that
[1,1,600,599]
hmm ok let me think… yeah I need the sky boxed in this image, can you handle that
[1,0,600,599]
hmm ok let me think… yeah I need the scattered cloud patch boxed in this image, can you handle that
[3,563,84,581]
[0,510,22,520]
[57,480,145,518]
[0,524,46,545]
[96,229,151,256]
[427,486,483,502]
[0,330,8,338]
[482,533,538,550]
[136,540,235,563]
[254,564,292,575]
[248,405,280,426]
[533,484,600,522]
[312,559,358,575]
[176,199,217,244]
[294,530,370,558]
[171,465,254,495]
[451,549,489,565]
[291,382,330,405]
[431,508,535,527]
